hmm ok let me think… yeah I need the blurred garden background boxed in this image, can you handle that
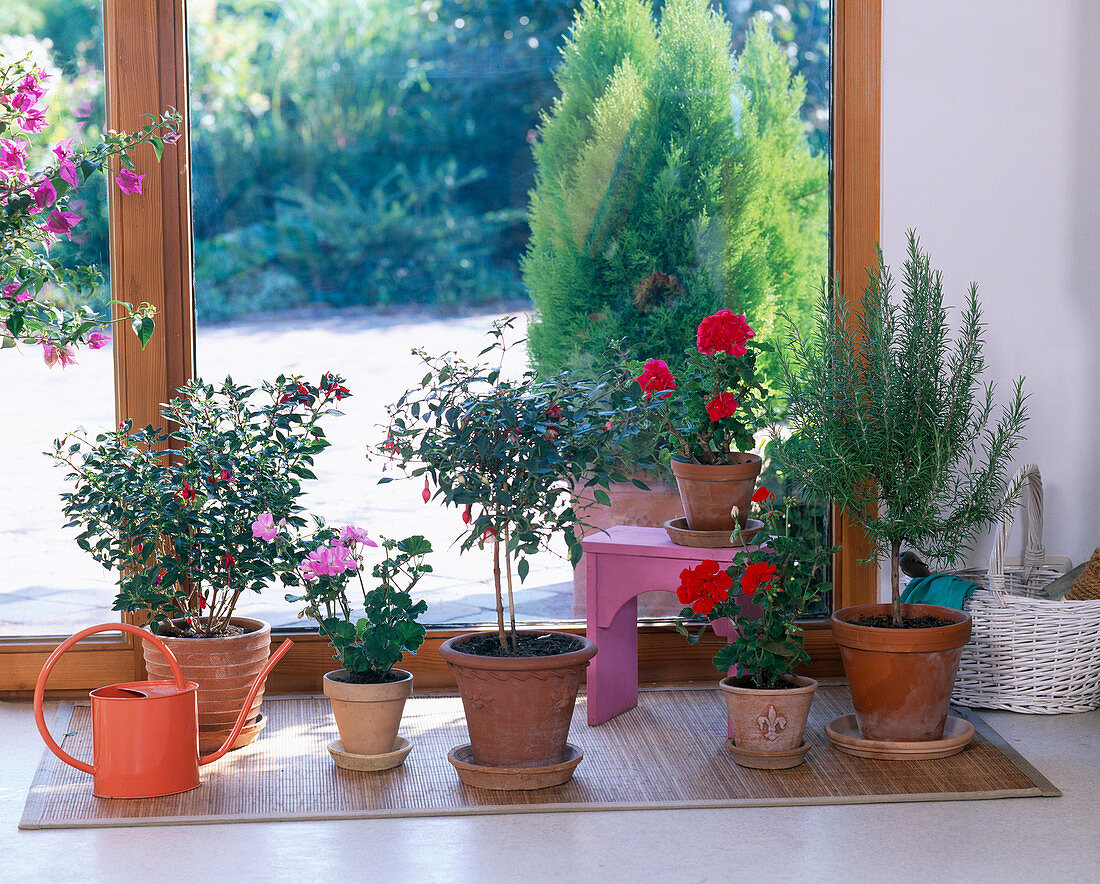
[0,0,830,635]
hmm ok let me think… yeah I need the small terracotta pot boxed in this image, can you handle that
[572,472,685,618]
[439,631,596,769]
[143,617,272,754]
[721,675,818,753]
[323,669,412,756]
[670,455,762,532]
[831,603,972,742]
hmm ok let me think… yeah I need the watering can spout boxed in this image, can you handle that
[199,638,294,765]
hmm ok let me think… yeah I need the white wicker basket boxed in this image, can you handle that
[952,465,1100,714]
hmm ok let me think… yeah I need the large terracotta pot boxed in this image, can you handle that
[572,472,685,618]
[439,631,596,768]
[720,675,818,753]
[323,668,412,756]
[831,603,972,742]
[143,617,273,754]
[670,454,762,532]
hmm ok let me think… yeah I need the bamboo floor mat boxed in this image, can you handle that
[20,685,1059,829]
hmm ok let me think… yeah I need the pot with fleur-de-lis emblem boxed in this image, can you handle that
[720,675,818,769]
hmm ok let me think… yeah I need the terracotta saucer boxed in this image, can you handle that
[724,739,812,769]
[447,744,583,791]
[824,714,975,760]
[663,517,764,549]
[201,713,267,755]
[327,736,413,771]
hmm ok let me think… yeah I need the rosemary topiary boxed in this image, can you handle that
[774,232,1029,626]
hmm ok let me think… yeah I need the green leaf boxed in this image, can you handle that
[517,557,530,582]
[150,135,165,162]
[132,316,155,349]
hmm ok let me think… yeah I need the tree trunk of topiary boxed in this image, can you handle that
[891,538,903,627]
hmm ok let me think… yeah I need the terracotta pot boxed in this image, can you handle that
[670,455,762,532]
[572,472,685,618]
[143,617,273,754]
[323,669,412,756]
[439,631,597,768]
[831,603,972,742]
[721,675,818,753]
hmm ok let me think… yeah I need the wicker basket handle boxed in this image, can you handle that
[988,464,1042,603]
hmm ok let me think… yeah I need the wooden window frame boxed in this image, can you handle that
[1,0,880,696]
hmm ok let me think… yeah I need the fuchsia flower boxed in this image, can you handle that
[422,477,431,503]
[41,341,77,368]
[338,525,376,548]
[86,331,111,350]
[251,512,285,541]
[115,168,145,195]
[43,210,82,238]
[176,480,195,503]
[31,178,57,210]
[300,543,356,580]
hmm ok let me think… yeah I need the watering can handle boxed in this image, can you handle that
[33,622,188,775]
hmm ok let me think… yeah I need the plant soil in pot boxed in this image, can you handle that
[831,603,972,742]
[143,617,273,754]
[324,668,413,757]
[671,454,762,532]
[440,631,596,772]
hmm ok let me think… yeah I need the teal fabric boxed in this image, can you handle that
[900,574,981,610]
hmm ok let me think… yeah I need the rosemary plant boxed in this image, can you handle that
[774,232,1028,626]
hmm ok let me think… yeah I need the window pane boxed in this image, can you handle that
[188,1,831,629]
[0,2,117,637]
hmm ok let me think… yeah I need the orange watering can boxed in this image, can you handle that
[33,622,293,799]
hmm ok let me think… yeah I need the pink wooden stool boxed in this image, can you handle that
[583,525,761,735]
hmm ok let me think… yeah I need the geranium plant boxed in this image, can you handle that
[49,373,350,636]
[285,530,432,684]
[1,54,182,357]
[630,310,771,464]
[676,486,838,688]
[377,318,617,654]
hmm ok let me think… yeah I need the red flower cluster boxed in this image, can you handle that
[677,560,733,616]
[545,403,563,421]
[705,391,739,422]
[696,311,755,357]
[176,480,194,503]
[635,359,677,399]
[321,373,350,402]
[741,561,777,596]
[279,382,312,405]
[751,486,775,504]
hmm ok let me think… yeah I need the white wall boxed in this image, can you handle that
[879,0,1100,588]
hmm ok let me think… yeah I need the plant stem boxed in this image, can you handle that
[891,537,902,626]
[492,534,507,652]
[503,524,518,653]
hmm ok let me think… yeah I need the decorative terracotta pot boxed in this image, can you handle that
[721,675,818,754]
[831,603,972,742]
[670,454,762,532]
[323,668,412,756]
[439,631,597,769]
[142,617,273,754]
[572,472,685,618]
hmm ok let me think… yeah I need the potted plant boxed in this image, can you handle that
[630,310,771,535]
[378,319,615,790]
[774,232,1028,751]
[49,373,350,751]
[676,486,836,768]
[1,54,181,356]
[284,529,431,770]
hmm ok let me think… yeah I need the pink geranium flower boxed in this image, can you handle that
[251,512,285,541]
[115,168,145,195]
[338,525,377,548]
[300,543,356,580]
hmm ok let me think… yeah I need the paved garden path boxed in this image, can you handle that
[0,306,576,637]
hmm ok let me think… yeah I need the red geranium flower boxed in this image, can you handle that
[635,359,677,400]
[705,391,739,421]
[751,486,775,504]
[696,310,755,357]
[677,560,733,616]
[741,561,778,596]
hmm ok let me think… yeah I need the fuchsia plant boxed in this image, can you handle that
[1,54,181,359]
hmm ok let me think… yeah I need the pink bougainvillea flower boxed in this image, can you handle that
[86,331,111,350]
[43,210,82,238]
[20,106,49,134]
[634,358,678,400]
[52,137,74,160]
[41,341,77,369]
[58,156,78,187]
[31,177,57,210]
[3,282,31,303]
[18,71,48,102]
[162,127,181,145]
[705,391,740,422]
[115,167,145,195]
[0,138,28,171]
[251,512,285,541]
[696,310,755,357]
[338,525,377,547]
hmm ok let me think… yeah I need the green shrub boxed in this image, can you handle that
[523,1,827,395]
